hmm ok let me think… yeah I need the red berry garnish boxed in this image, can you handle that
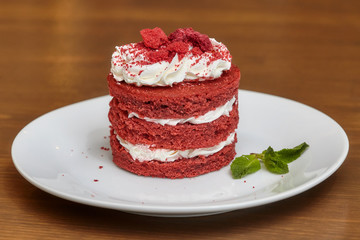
[140,27,169,49]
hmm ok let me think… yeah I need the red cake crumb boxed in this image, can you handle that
[168,28,191,42]
[135,27,216,64]
[147,49,169,63]
[167,41,189,54]
[100,146,110,151]
[140,27,168,49]
[166,41,190,60]
[168,27,212,52]
[191,47,203,55]
[188,31,212,52]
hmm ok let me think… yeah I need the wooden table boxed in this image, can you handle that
[1,1,359,239]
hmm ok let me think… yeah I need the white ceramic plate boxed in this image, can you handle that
[12,90,349,217]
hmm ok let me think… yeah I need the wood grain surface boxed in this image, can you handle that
[1,0,359,239]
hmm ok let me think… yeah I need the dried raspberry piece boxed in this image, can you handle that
[147,49,170,62]
[168,28,213,52]
[140,27,168,49]
[167,41,189,54]
[168,28,194,42]
[191,47,203,55]
[188,32,212,52]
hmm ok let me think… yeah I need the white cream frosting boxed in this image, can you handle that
[111,38,231,87]
[128,96,236,126]
[117,132,236,162]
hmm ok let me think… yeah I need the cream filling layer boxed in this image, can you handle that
[128,96,236,126]
[117,132,236,162]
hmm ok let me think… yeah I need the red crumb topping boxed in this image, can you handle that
[147,48,169,63]
[168,28,212,52]
[140,27,168,49]
[191,47,203,55]
[101,146,110,151]
[111,27,232,71]
[167,28,211,51]
[167,41,189,54]
[139,27,214,59]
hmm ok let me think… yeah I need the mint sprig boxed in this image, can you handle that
[230,154,261,179]
[231,142,309,179]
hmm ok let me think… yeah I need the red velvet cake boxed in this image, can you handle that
[107,27,240,179]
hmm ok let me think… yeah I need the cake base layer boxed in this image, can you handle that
[108,65,240,119]
[109,129,237,179]
[108,99,238,150]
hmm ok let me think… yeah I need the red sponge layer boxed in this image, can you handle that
[109,98,238,150]
[109,129,237,179]
[108,65,240,119]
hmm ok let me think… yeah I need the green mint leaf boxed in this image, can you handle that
[231,142,309,179]
[230,154,261,179]
[275,142,309,163]
[263,146,289,174]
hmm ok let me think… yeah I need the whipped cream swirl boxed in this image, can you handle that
[111,38,231,87]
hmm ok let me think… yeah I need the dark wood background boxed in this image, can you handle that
[1,0,359,239]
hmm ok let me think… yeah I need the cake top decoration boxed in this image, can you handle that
[111,27,232,87]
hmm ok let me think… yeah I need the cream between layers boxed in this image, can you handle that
[128,96,236,126]
[111,38,231,87]
[116,132,236,162]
